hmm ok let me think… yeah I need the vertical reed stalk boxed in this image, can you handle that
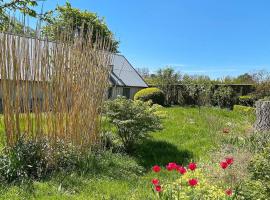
[0,25,112,148]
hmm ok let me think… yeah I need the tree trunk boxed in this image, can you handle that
[254,101,270,132]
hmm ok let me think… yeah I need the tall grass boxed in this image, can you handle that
[0,25,112,148]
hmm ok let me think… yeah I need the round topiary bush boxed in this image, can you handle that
[134,87,165,105]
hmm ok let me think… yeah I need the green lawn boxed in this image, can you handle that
[0,106,254,200]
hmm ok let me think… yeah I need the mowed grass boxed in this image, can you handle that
[0,106,254,200]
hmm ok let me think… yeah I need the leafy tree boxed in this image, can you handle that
[182,74,212,84]
[42,2,119,52]
[234,73,255,84]
[179,74,213,107]
[0,0,38,33]
[149,67,181,105]
[251,70,270,99]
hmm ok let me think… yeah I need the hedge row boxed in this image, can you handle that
[135,86,265,109]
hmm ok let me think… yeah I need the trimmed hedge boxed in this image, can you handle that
[238,95,255,107]
[134,87,165,105]
[233,105,255,115]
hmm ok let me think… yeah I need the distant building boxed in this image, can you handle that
[109,54,148,99]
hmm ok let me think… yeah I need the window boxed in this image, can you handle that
[108,87,113,99]
[123,88,130,99]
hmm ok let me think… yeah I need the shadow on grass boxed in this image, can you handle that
[133,139,193,169]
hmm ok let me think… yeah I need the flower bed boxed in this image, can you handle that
[150,159,234,199]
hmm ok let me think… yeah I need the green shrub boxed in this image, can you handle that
[134,87,165,105]
[236,180,269,200]
[104,97,163,152]
[245,131,270,153]
[238,95,255,106]
[249,146,270,182]
[233,105,255,115]
[0,136,143,184]
[235,146,270,199]
[212,86,236,108]
[0,138,51,184]
[0,138,82,184]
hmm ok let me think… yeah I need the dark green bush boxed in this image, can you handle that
[134,87,165,105]
[0,136,144,184]
[212,86,236,108]
[0,138,81,184]
[238,95,255,106]
[0,138,51,183]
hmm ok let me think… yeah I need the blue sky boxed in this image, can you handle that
[31,0,270,78]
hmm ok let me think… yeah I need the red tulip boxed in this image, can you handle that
[188,178,198,187]
[225,189,233,196]
[152,165,161,173]
[188,162,197,171]
[155,185,161,192]
[225,157,234,165]
[166,162,177,171]
[166,165,174,171]
[177,166,187,175]
[152,179,159,185]
[220,161,228,169]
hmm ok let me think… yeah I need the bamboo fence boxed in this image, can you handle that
[0,27,112,148]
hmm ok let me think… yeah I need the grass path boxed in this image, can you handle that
[0,106,254,199]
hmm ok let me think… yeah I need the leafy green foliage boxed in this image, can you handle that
[185,84,213,107]
[251,70,270,99]
[237,180,269,200]
[236,147,270,199]
[0,138,51,183]
[42,2,119,52]
[249,146,270,182]
[212,86,236,108]
[146,67,180,105]
[238,95,256,106]
[134,87,165,105]
[159,169,227,200]
[0,138,91,184]
[0,0,38,33]
[0,0,37,16]
[233,73,255,84]
[104,97,163,152]
[0,106,255,199]
[233,105,255,115]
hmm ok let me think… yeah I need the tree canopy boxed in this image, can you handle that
[0,0,38,33]
[42,2,119,52]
